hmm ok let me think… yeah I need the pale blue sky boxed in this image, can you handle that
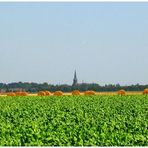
[0,2,148,85]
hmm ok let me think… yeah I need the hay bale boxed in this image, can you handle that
[143,88,148,94]
[21,92,28,96]
[38,91,46,96]
[15,92,28,96]
[7,92,16,96]
[53,91,63,96]
[44,91,52,96]
[15,92,22,96]
[117,89,126,95]
[72,90,81,95]
[84,90,96,95]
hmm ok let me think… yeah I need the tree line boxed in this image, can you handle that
[0,82,148,92]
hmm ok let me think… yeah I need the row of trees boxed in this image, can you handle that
[0,82,148,92]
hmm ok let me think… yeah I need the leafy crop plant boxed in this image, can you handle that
[0,95,147,146]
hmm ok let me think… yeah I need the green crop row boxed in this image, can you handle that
[0,95,147,146]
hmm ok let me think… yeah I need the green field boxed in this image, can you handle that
[0,95,148,146]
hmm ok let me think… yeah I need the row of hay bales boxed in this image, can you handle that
[37,90,96,96]
[38,89,148,96]
[5,88,148,96]
[117,88,148,95]
[42,89,148,96]
[7,92,28,96]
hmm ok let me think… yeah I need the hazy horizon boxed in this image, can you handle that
[0,2,148,85]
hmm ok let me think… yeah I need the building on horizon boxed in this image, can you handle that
[72,70,78,86]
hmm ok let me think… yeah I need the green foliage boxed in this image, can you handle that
[0,95,148,146]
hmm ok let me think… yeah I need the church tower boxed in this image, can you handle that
[72,70,78,86]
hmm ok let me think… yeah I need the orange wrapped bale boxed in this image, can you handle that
[53,91,63,96]
[143,88,148,94]
[117,89,126,95]
[84,90,96,95]
[72,90,81,95]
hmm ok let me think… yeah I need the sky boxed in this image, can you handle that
[0,2,148,85]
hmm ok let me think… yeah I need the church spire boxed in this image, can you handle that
[72,70,78,86]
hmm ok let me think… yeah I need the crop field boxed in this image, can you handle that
[0,95,148,146]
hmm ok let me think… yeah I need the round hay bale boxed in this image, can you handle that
[7,92,16,96]
[15,92,28,96]
[84,90,96,95]
[15,92,22,96]
[54,91,63,96]
[117,89,126,95]
[21,92,28,96]
[143,88,148,94]
[72,90,81,95]
[38,91,46,96]
[44,91,52,96]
